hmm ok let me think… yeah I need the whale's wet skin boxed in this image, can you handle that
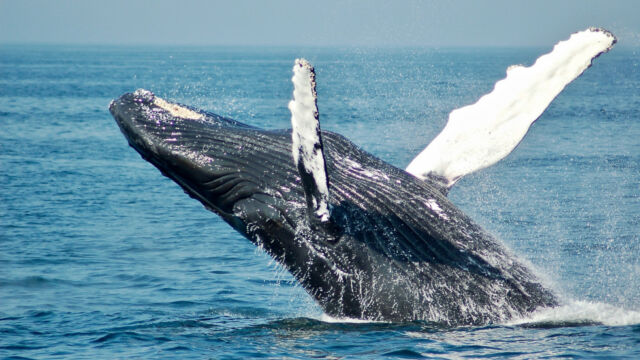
[108,28,620,326]
[111,89,558,325]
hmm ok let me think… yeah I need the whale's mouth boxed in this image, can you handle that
[109,90,304,235]
[109,90,271,218]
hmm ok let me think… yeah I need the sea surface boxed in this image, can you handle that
[1,44,639,359]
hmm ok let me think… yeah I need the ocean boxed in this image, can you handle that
[1,44,639,358]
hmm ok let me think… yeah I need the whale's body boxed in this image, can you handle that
[110,91,556,325]
[109,28,615,325]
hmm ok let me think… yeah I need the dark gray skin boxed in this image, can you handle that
[110,90,557,326]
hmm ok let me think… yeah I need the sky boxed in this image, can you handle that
[1,0,639,47]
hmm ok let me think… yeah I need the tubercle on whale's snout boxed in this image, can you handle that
[111,89,215,131]
[109,89,154,115]
[109,90,149,123]
[132,88,155,103]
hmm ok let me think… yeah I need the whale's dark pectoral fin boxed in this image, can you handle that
[406,28,616,193]
[288,59,331,225]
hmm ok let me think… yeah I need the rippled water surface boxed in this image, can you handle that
[1,45,639,358]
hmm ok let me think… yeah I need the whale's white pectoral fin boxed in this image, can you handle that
[289,58,331,223]
[406,28,616,192]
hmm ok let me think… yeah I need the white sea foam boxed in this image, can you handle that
[320,313,385,324]
[318,301,640,327]
[508,300,640,327]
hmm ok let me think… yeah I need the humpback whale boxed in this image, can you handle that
[109,28,615,325]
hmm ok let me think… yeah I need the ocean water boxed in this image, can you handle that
[1,44,639,358]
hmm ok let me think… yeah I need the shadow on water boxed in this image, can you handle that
[250,317,447,333]
[517,319,602,329]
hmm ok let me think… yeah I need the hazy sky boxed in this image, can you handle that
[2,0,639,47]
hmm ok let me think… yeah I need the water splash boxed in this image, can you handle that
[508,300,640,327]
[319,313,385,324]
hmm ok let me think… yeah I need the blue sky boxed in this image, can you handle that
[1,0,639,47]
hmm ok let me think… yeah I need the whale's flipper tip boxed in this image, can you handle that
[588,27,617,46]
[289,58,331,224]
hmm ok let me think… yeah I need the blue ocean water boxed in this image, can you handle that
[1,44,639,358]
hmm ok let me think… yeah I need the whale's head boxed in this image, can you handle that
[110,89,302,234]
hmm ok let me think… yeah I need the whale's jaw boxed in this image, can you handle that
[110,90,285,222]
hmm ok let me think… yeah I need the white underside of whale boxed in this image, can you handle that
[289,58,331,222]
[405,28,616,190]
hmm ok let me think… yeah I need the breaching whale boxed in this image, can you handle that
[110,28,615,325]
